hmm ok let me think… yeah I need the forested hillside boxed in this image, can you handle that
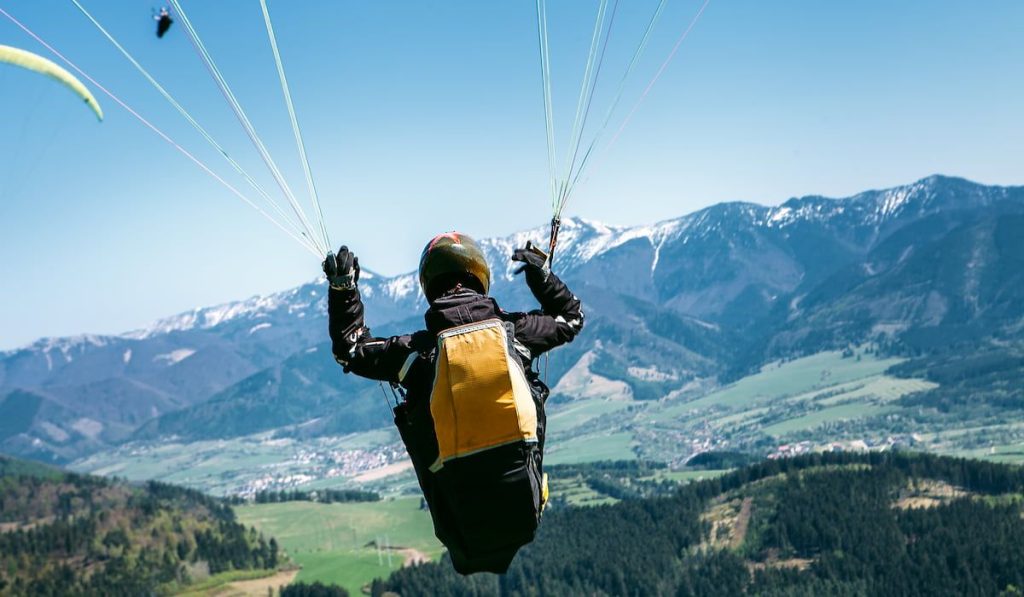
[375,452,1024,596]
[0,455,280,595]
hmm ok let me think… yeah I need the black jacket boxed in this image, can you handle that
[328,268,583,385]
[328,268,583,573]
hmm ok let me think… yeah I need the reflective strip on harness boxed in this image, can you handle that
[398,352,418,383]
[429,319,538,463]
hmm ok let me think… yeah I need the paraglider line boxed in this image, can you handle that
[561,0,668,211]
[561,0,610,206]
[535,0,558,213]
[557,0,618,216]
[169,0,327,255]
[377,382,397,422]
[259,0,331,253]
[560,0,710,216]
[1,86,69,201]
[0,5,322,257]
[68,0,315,246]
[606,0,711,153]
[171,0,324,252]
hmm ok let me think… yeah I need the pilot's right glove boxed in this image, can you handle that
[511,241,551,282]
[323,245,360,291]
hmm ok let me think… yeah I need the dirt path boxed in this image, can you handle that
[750,556,813,572]
[730,497,753,549]
[0,516,54,533]
[213,569,300,596]
[369,541,432,567]
[395,547,430,567]
[353,460,413,483]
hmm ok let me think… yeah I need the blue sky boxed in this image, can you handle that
[1,0,1021,349]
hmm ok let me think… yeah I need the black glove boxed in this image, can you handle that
[511,241,550,280]
[323,246,360,291]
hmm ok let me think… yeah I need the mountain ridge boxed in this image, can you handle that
[0,174,1000,355]
[2,174,994,355]
[3,174,1023,463]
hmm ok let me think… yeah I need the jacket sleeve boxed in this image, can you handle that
[327,286,419,383]
[512,269,584,357]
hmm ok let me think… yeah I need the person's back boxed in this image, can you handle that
[324,232,583,574]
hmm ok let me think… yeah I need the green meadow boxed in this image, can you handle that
[236,497,442,594]
[545,431,636,465]
[659,350,906,418]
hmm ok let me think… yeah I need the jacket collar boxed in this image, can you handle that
[424,290,500,335]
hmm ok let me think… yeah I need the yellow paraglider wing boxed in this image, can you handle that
[0,44,103,121]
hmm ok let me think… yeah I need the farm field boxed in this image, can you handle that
[656,350,907,419]
[235,498,442,595]
[70,429,405,496]
[761,403,898,437]
[547,473,617,507]
[656,468,731,483]
[950,441,1024,464]
[546,397,634,434]
[638,349,939,454]
[545,431,636,465]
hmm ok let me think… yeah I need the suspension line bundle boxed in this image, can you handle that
[170,0,329,256]
[1,1,331,259]
[534,0,712,266]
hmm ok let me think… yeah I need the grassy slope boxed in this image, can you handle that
[542,350,942,468]
[235,498,442,595]
[548,474,617,507]
[0,454,63,480]
[658,351,905,417]
[546,431,636,465]
[761,403,898,436]
[636,349,944,457]
[547,399,633,433]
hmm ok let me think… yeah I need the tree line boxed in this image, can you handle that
[373,451,1024,596]
[226,488,381,505]
[0,472,279,595]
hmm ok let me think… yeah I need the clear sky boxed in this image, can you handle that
[1,0,1021,350]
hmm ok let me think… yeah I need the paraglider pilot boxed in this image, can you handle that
[324,234,584,574]
[155,7,173,38]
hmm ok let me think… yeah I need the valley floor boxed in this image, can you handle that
[70,349,1024,503]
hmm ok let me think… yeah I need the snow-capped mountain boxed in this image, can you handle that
[2,175,1022,463]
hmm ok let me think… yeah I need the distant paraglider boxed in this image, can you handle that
[154,7,173,38]
[0,44,103,121]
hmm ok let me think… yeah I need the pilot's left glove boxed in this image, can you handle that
[323,245,360,291]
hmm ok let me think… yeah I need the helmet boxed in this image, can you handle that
[419,232,491,300]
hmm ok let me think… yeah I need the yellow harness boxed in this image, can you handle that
[429,319,538,470]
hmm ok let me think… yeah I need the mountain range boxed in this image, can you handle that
[2,174,1023,465]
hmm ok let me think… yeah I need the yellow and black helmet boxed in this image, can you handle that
[419,232,491,300]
